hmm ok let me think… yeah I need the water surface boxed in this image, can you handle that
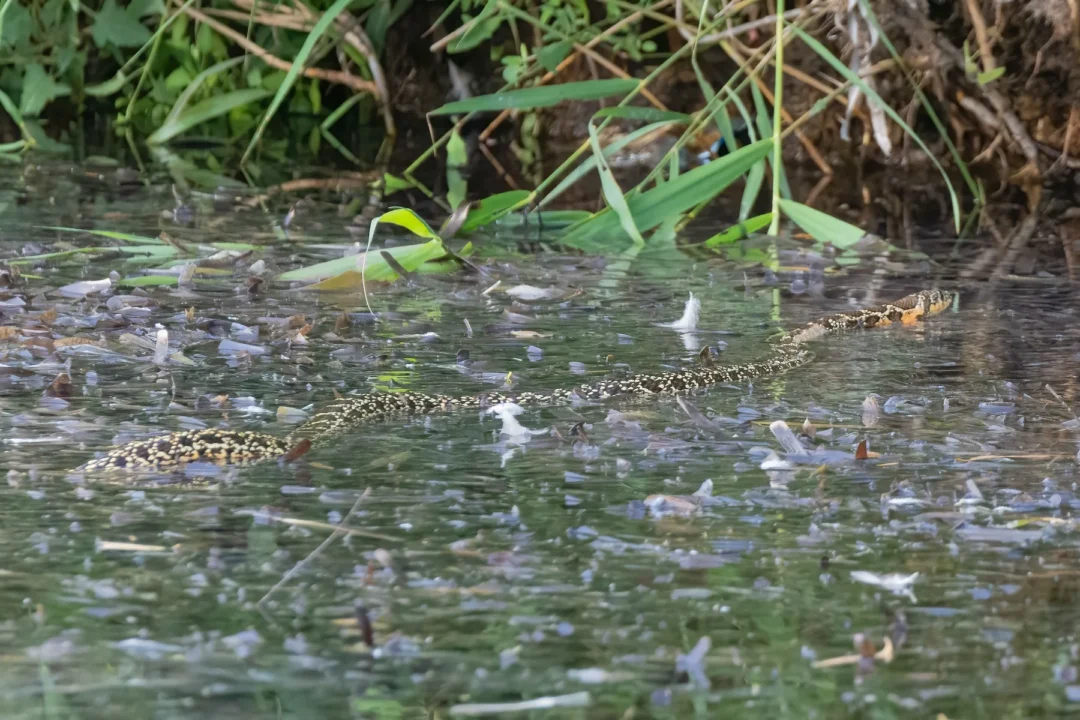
[1,164,1079,719]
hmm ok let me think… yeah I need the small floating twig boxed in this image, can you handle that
[449,691,591,717]
[258,488,373,607]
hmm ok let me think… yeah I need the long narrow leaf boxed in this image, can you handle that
[40,226,167,245]
[429,78,638,115]
[778,199,864,249]
[460,190,530,233]
[161,56,244,130]
[149,89,271,145]
[562,138,772,245]
[792,25,962,231]
[855,0,978,202]
[241,0,358,164]
[540,120,682,208]
[592,106,692,124]
[588,122,644,246]
[705,212,773,246]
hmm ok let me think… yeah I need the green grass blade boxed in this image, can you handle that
[160,56,244,131]
[562,138,772,245]
[792,24,963,231]
[588,121,644,246]
[148,88,272,145]
[855,0,978,202]
[739,161,765,221]
[494,210,591,228]
[778,199,864,249]
[0,87,30,145]
[429,78,638,115]
[539,120,682,208]
[591,106,692,124]
[241,0,358,164]
[40,226,167,244]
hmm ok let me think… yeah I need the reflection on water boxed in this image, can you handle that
[0,165,1079,718]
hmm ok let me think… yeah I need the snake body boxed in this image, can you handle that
[77,290,953,472]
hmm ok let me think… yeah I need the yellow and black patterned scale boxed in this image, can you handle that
[77,290,953,472]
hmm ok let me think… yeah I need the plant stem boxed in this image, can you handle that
[767,0,785,237]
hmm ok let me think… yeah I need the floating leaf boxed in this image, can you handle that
[117,275,180,288]
[40,226,166,245]
[298,240,447,290]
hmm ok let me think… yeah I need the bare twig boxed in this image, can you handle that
[258,488,373,607]
[962,0,996,74]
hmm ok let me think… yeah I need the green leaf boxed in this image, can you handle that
[20,64,70,117]
[280,240,446,288]
[449,1,502,53]
[562,138,773,246]
[377,207,441,239]
[117,275,180,287]
[777,199,865,249]
[159,56,243,132]
[588,121,644,246]
[148,88,272,145]
[977,66,1005,86]
[704,213,772,247]
[85,71,129,97]
[0,1,32,52]
[495,210,590,228]
[278,208,448,287]
[537,40,572,72]
[91,0,152,47]
[738,161,765,221]
[591,106,692,124]
[430,78,638,115]
[40,226,166,245]
[128,0,165,16]
[241,0,359,164]
[460,190,530,233]
[382,172,413,194]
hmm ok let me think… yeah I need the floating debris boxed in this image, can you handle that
[850,571,920,602]
[657,292,700,333]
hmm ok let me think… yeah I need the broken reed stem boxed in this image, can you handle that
[257,488,371,607]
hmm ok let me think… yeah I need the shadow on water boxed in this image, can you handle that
[0,161,1079,718]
